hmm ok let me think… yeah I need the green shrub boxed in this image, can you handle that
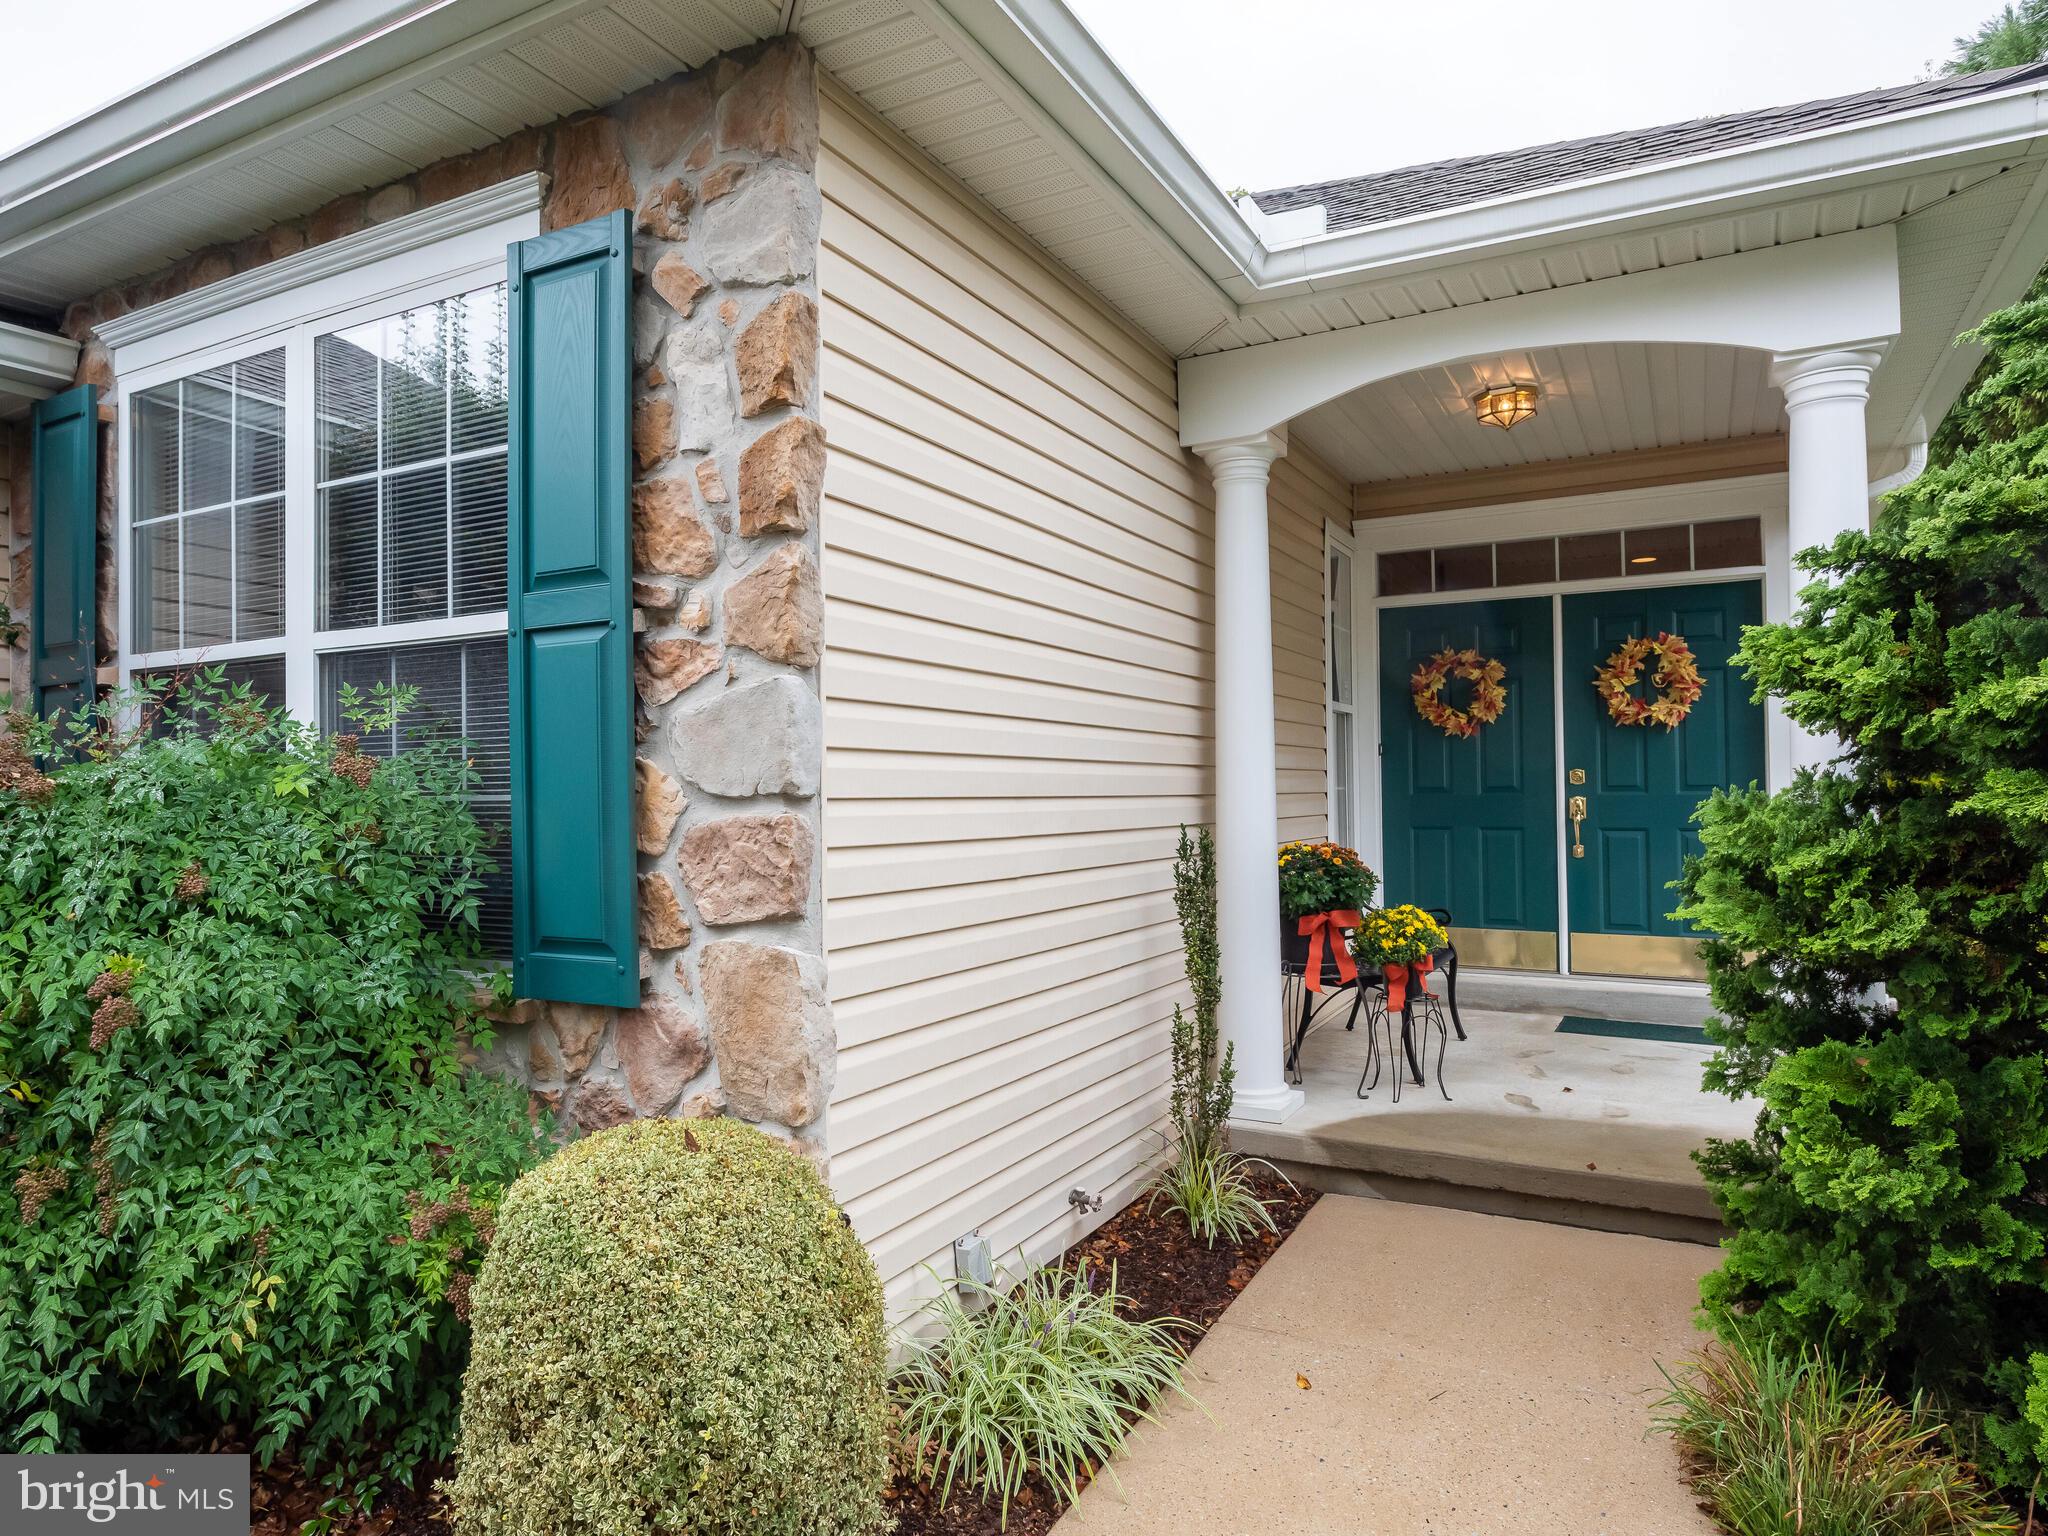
[1674,291,2048,1489]
[1655,1326,2015,1536]
[449,1117,889,1536]
[0,674,546,1492]
[892,1264,1191,1528]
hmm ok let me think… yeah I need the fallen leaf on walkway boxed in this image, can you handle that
[1296,1373,1312,1390]
[1586,1162,1598,1170]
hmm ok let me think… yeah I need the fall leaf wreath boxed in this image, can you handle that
[1594,632,1704,729]
[1411,647,1508,739]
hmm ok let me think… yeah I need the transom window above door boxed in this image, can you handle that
[121,277,513,951]
[1376,516,1763,598]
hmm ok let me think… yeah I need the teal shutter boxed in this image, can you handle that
[28,384,99,727]
[506,211,639,1007]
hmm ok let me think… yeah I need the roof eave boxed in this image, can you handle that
[957,4,2048,311]
[1229,77,2048,304]
[0,319,81,418]
[0,0,662,269]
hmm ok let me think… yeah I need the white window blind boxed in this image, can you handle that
[316,287,509,630]
[130,349,286,650]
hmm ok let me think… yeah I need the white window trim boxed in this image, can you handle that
[112,195,538,728]
[1323,521,1358,851]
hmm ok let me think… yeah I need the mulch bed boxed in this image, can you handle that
[885,1171,1320,1536]
[240,1172,1320,1536]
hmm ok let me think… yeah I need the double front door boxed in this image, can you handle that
[1376,580,1763,980]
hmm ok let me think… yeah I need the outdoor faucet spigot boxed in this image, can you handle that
[1068,1187,1104,1214]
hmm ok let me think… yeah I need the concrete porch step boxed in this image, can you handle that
[1235,1128,1727,1247]
[1244,992,1748,1247]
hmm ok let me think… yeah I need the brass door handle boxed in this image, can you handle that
[1567,795,1587,859]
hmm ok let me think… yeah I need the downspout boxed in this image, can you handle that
[1867,430,1930,509]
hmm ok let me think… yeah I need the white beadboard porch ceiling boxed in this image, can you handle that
[1289,343,1786,486]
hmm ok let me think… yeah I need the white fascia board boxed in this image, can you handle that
[0,0,554,238]
[1239,84,2048,304]
[987,1,2048,308]
[0,319,80,399]
[1179,228,1902,447]
[0,0,646,268]
[935,0,1261,287]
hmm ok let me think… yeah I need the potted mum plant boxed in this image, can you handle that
[1277,840,1379,983]
[1350,904,1449,1013]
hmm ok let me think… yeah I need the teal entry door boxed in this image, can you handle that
[1559,580,1764,979]
[1378,598,1558,970]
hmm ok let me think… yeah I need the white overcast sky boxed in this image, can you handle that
[0,0,2006,186]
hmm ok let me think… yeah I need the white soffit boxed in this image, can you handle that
[0,0,784,314]
[799,0,1237,355]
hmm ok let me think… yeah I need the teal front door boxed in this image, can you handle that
[1379,598,1558,970]
[1559,580,1765,978]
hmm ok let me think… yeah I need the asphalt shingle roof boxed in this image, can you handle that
[1249,63,2048,233]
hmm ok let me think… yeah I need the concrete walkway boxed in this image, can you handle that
[1056,1197,1719,1536]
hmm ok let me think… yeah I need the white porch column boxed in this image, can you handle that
[1196,430,1302,1123]
[1769,346,1886,773]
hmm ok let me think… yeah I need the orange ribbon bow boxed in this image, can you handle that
[1298,910,1362,993]
[1384,953,1435,1015]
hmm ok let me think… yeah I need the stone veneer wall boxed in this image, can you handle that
[43,38,836,1165]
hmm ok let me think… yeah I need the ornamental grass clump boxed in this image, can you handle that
[449,1117,890,1536]
[1673,286,2048,1492]
[0,672,545,1495]
[892,1263,1192,1529]
[1655,1326,2015,1536]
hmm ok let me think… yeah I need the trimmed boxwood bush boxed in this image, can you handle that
[449,1117,890,1536]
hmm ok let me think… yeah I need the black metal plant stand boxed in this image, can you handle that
[1356,980,1454,1103]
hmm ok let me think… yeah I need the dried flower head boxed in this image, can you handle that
[219,699,268,734]
[174,862,209,901]
[0,735,56,804]
[253,1225,273,1259]
[86,969,134,1002]
[14,1163,67,1224]
[89,995,139,1050]
[446,1270,473,1323]
[328,733,379,787]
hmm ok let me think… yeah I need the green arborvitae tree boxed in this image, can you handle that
[1674,292,2048,1488]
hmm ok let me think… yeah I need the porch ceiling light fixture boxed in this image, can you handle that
[1473,381,1540,430]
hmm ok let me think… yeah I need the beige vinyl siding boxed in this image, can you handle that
[816,83,1341,1314]
[1273,450,1343,842]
